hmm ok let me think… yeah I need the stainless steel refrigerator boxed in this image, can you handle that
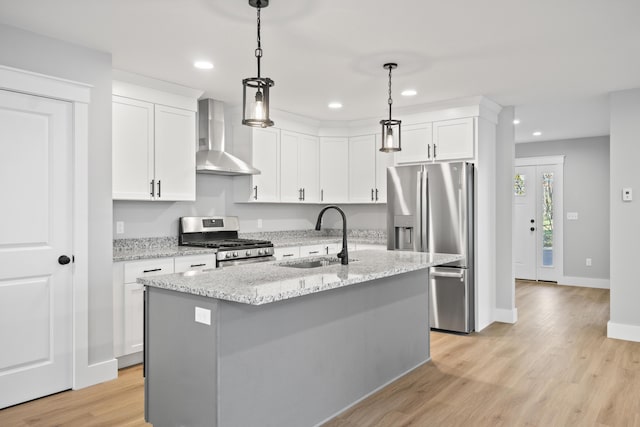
[387,162,474,333]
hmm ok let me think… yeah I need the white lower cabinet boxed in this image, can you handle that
[274,246,301,260]
[114,254,215,366]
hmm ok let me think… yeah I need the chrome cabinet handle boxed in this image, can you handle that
[150,179,155,197]
[371,188,374,201]
[321,189,324,201]
[253,185,258,200]
[190,263,206,268]
[427,144,431,159]
[309,250,320,255]
[302,188,305,201]
[143,268,162,273]
[283,254,295,258]
[433,144,437,158]
[157,180,161,198]
[299,188,303,201]
[375,189,379,201]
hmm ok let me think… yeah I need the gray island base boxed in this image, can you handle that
[141,251,462,427]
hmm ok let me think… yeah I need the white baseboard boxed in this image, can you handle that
[494,307,518,324]
[560,276,610,289]
[74,358,118,389]
[607,321,640,343]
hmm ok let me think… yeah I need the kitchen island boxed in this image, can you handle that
[139,250,462,427]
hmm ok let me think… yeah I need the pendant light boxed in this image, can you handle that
[242,0,274,128]
[379,63,401,152]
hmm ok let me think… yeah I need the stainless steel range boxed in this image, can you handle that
[179,216,274,267]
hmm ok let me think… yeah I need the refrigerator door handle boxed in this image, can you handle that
[421,166,429,253]
[429,270,465,280]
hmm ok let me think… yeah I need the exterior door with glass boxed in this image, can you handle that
[513,157,564,282]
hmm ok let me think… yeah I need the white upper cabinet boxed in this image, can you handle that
[112,82,197,201]
[319,137,349,203]
[348,135,376,202]
[432,117,474,160]
[112,96,155,200]
[234,126,280,202]
[394,123,432,164]
[280,130,319,203]
[375,136,394,203]
[154,105,196,201]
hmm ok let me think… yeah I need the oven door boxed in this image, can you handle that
[217,255,276,268]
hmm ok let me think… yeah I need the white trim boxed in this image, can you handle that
[515,155,565,166]
[0,65,91,103]
[559,276,610,289]
[494,307,518,324]
[607,321,640,342]
[2,65,116,391]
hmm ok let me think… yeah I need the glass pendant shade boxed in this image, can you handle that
[242,77,274,127]
[380,119,401,152]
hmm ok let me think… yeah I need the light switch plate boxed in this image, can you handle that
[567,212,578,220]
[195,307,211,325]
[623,188,633,202]
[116,221,125,234]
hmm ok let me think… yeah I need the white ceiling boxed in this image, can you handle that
[1,0,638,142]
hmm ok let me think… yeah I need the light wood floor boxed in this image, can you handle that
[2,281,638,426]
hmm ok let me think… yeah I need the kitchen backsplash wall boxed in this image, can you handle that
[113,174,387,238]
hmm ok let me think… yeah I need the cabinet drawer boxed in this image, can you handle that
[300,244,325,257]
[124,258,174,283]
[174,254,217,273]
[274,246,300,260]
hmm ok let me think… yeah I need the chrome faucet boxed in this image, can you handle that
[315,205,348,265]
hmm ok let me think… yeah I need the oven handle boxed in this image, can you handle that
[217,256,276,268]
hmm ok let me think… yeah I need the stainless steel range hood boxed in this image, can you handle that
[196,98,260,176]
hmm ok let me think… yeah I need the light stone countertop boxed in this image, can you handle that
[138,250,463,305]
[113,246,218,262]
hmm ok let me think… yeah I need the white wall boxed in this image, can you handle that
[494,107,516,323]
[515,136,610,283]
[608,89,640,342]
[0,23,113,363]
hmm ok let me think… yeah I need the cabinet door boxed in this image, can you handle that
[154,105,196,201]
[375,135,394,203]
[123,283,144,355]
[432,117,474,160]
[319,137,349,203]
[252,128,280,202]
[395,123,432,164]
[298,134,320,202]
[280,131,301,202]
[348,135,376,202]
[112,96,154,200]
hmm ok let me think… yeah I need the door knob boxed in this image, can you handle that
[58,255,71,265]
[530,227,535,232]
[530,219,535,223]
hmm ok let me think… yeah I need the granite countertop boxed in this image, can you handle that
[113,230,387,262]
[138,250,463,305]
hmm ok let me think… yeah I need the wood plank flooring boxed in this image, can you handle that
[1,281,638,426]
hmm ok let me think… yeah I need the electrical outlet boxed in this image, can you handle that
[567,212,578,220]
[586,258,592,267]
[116,221,125,234]
[195,307,211,325]
[623,188,633,202]
[257,219,263,229]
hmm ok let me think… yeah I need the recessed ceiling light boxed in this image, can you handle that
[401,89,417,97]
[513,119,520,125]
[328,102,343,109]
[194,61,214,70]
[532,131,542,136]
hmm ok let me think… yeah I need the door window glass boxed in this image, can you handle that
[542,172,553,266]
[514,174,526,196]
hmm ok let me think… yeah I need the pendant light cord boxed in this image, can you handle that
[387,66,393,120]
[255,6,262,78]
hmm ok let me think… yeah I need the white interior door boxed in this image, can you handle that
[0,90,73,408]
[514,166,537,280]
[513,159,564,282]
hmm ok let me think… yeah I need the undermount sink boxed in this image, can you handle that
[278,257,357,269]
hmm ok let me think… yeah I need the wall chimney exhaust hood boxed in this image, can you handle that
[196,98,261,176]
